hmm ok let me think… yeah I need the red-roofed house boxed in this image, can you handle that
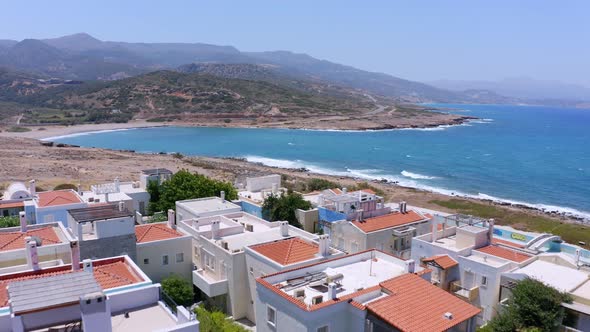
[255,249,479,332]
[135,220,193,282]
[0,255,199,332]
[0,220,72,273]
[24,188,86,226]
[330,209,432,259]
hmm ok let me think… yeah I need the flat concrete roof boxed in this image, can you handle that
[111,304,177,332]
[514,260,589,292]
[177,197,240,215]
[68,204,133,223]
[572,280,590,299]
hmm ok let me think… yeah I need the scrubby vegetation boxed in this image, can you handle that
[194,306,247,332]
[262,191,313,228]
[0,216,19,228]
[431,199,590,248]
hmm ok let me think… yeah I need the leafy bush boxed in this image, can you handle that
[0,216,19,228]
[306,178,340,192]
[147,170,237,214]
[161,275,194,307]
[262,191,312,228]
[53,183,78,190]
[486,278,572,332]
[194,306,247,332]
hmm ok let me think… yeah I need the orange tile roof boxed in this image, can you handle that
[135,223,184,243]
[0,257,143,307]
[352,210,426,233]
[492,238,525,249]
[368,274,481,332]
[475,245,532,263]
[0,226,62,252]
[250,238,319,265]
[422,255,459,269]
[0,201,24,209]
[37,190,82,207]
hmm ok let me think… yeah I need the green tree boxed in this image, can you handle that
[147,170,237,214]
[262,191,312,228]
[194,306,247,332]
[161,275,194,307]
[486,278,572,332]
[0,216,19,228]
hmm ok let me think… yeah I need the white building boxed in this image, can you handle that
[176,196,241,222]
[411,217,538,324]
[0,254,199,332]
[139,168,173,189]
[23,184,87,225]
[177,205,342,324]
[81,176,151,215]
[330,204,432,259]
[0,212,72,272]
[135,210,193,282]
[255,249,480,332]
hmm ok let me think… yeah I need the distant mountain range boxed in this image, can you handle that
[430,77,590,103]
[0,33,511,104]
[0,33,587,108]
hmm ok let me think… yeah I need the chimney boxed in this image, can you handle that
[400,201,407,214]
[114,177,120,192]
[105,192,109,203]
[404,259,416,273]
[357,209,364,222]
[488,219,495,243]
[342,187,347,195]
[220,191,226,203]
[167,209,176,230]
[19,211,27,233]
[279,221,289,237]
[318,234,330,257]
[327,282,338,300]
[83,259,93,273]
[211,220,220,239]
[25,236,40,271]
[431,218,439,242]
[118,201,125,212]
[575,248,581,266]
[71,241,81,271]
[77,183,82,195]
[398,201,404,213]
[29,179,36,197]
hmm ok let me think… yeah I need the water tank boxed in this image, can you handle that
[3,182,31,200]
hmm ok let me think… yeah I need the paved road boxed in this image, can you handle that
[364,94,387,115]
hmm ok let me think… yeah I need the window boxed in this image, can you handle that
[176,253,184,263]
[204,253,215,271]
[267,305,276,327]
[162,255,169,265]
[317,326,329,332]
[143,258,149,265]
[249,267,254,275]
[481,276,488,287]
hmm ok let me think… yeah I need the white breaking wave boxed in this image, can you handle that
[244,155,590,221]
[401,170,437,180]
[41,128,141,141]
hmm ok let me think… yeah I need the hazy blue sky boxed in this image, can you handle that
[1,1,589,86]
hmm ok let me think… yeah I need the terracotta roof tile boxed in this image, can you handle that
[0,226,62,252]
[492,238,525,249]
[422,255,459,269]
[0,257,143,307]
[369,274,480,332]
[37,190,82,207]
[250,238,319,265]
[135,223,183,243]
[0,201,24,209]
[352,210,426,233]
[475,245,532,263]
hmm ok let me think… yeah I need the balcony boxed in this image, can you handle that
[193,269,228,297]
[450,280,479,302]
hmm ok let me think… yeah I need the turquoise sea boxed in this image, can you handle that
[48,104,590,220]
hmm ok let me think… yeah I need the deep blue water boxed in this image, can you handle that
[49,104,590,219]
